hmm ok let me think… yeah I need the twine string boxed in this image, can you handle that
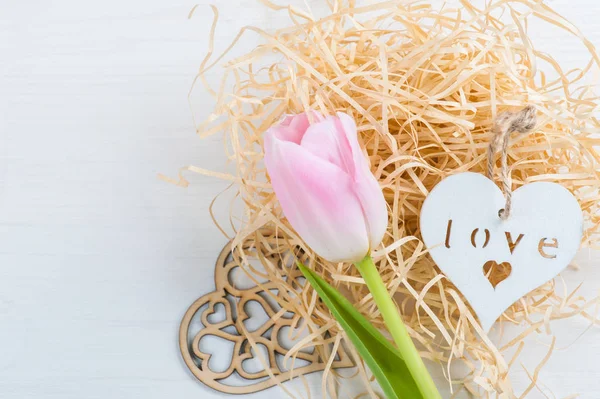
[486,106,537,220]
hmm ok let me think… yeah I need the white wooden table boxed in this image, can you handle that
[1,1,600,397]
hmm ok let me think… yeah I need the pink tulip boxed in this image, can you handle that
[264,112,387,263]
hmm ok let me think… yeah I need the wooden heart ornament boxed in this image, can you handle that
[179,242,353,394]
[420,172,583,331]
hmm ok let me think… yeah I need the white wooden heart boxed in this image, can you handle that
[420,172,583,331]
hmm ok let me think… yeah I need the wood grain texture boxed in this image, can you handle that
[1,0,600,398]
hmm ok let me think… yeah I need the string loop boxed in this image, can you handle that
[487,106,537,220]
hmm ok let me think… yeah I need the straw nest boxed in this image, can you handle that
[171,0,600,397]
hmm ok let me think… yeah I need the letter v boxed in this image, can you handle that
[505,232,524,254]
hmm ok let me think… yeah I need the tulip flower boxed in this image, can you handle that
[264,111,388,263]
[264,112,441,399]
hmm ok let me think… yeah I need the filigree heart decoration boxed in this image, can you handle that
[420,172,583,331]
[179,242,353,394]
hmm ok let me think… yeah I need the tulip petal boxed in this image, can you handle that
[336,112,365,173]
[273,112,325,144]
[336,112,388,249]
[353,172,388,250]
[272,114,309,144]
[265,133,370,263]
[300,117,356,176]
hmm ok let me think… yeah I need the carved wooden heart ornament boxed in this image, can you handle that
[420,172,583,331]
[179,242,353,394]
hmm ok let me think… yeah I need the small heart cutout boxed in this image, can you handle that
[241,343,271,375]
[483,260,512,289]
[206,302,228,325]
[198,334,236,374]
[420,172,583,331]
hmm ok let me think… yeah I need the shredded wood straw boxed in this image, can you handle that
[171,0,600,397]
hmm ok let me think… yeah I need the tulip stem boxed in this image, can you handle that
[355,255,441,399]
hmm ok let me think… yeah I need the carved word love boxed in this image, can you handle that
[444,220,559,259]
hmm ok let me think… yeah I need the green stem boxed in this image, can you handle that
[355,255,441,399]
